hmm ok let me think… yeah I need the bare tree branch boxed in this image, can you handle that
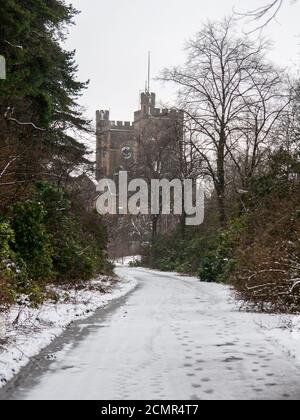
[4,117,46,132]
[237,0,297,33]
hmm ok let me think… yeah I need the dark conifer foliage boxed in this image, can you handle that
[0,1,110,303]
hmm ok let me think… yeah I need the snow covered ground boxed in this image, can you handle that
[136,269,300,371]
[1,267,300,400]
[264,317,300,366]
[113,255,142,266]
[0,274,137,388]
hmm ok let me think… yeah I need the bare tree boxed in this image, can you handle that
[161,18,288,226]
[226,65,290,195]
[135,113,183,241]
[238,0,298,32]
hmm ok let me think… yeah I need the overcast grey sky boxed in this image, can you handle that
[64,0,300,123]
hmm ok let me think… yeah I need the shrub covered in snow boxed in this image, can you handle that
[230,186,300,313]
[0,181,112,309]
[146,150,300,313]
[0,221,20,305]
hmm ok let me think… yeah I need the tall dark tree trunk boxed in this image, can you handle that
[217,191,226,228]
[180,213,186,238]
[217,133,226,227]
[180,191,186,238]
[152,215,159,243]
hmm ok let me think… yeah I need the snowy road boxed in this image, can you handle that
[1,267,300,400]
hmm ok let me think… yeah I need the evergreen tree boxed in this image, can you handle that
[0,0,92,207]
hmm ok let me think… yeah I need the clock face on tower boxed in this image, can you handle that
[121,146,132,160]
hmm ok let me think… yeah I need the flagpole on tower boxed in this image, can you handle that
[148,51,151,93]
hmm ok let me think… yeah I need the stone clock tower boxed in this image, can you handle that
[96,90,183,180]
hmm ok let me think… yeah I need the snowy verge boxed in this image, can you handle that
[0,274,138,388]
[263,316,300,366]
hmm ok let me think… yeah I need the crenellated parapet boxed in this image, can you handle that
[152,108,183,117]
[134,107,183,121]
[109,121,134,130]
[96,110,134,131]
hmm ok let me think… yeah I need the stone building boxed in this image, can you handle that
[96,89,184,258]
[96,90,183,179]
